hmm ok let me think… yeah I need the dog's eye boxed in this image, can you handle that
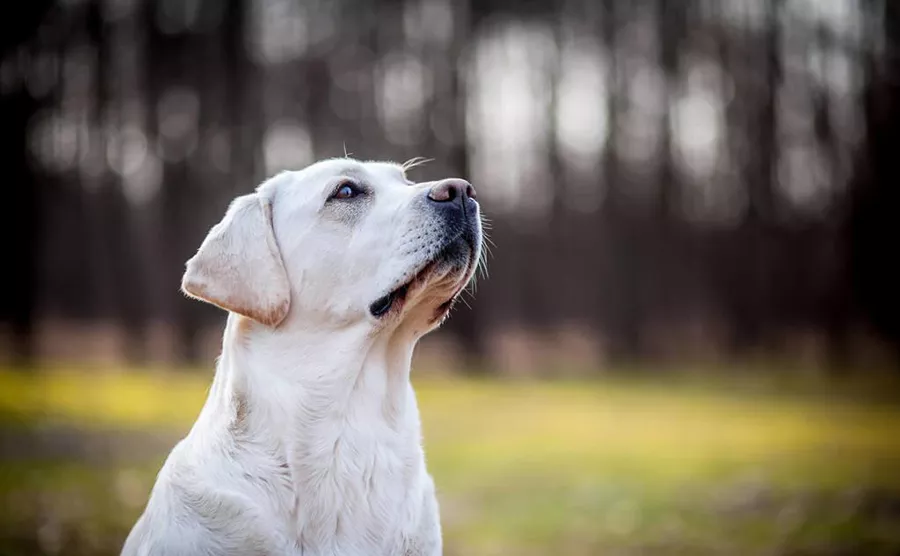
[333,182,361,200]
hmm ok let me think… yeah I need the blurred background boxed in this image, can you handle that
[2,0,900,554]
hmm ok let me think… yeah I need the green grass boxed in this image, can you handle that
[1,367,900,555]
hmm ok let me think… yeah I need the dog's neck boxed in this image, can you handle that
[195,313,421,459]
[182,314,432,550]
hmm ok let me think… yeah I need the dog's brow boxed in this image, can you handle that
[336,167,369,184]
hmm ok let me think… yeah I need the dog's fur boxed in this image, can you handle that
[122,158,482,556]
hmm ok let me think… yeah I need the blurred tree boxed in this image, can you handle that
[0,0,55,366]
[3,0,896,372]
[848,0,900,366]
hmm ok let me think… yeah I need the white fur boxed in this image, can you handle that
[122,158,481,556]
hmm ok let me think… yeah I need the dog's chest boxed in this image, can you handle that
[284,413,425,554]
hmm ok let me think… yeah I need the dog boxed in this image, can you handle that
[121,158,483,556]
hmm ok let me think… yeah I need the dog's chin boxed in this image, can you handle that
[369,237,476,322]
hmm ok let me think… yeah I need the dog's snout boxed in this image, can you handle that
[427,179,477,205]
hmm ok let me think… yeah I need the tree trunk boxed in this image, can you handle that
[0,0,54,367]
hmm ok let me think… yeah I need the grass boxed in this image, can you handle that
[1,366,900,555]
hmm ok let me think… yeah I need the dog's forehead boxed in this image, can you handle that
[358,160,409,183]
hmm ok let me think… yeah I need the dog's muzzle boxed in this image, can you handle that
[368,179,481,319]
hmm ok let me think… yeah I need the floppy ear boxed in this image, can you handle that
[181,193,291,327]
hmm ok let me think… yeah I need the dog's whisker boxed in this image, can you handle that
[474,246,490,281]
[467,274,479,294]
[401,156,434,172]
[478,243,493,272]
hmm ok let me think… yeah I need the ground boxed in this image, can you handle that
[1,366,899,555]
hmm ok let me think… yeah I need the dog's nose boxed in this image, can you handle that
[427,179,477,206]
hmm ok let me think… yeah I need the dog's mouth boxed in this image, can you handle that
[367,268,425,319]
[369,235,478,320]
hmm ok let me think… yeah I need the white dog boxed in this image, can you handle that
[122,158,483,556]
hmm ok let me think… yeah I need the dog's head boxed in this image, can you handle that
[181,158,483,336]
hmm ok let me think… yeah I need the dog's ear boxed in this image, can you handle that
[181,193,291,327]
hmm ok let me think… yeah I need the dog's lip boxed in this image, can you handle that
[370,234,477,319]
[422,233,482,322]
[433,237,479,318]
[368,258,442,318]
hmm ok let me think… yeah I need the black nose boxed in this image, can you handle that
[427,179,477,206]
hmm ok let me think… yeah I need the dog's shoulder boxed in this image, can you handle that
[121,513,274,556]
[120,511,199,556]
[122,480,282,556]
[122,439,286,556]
